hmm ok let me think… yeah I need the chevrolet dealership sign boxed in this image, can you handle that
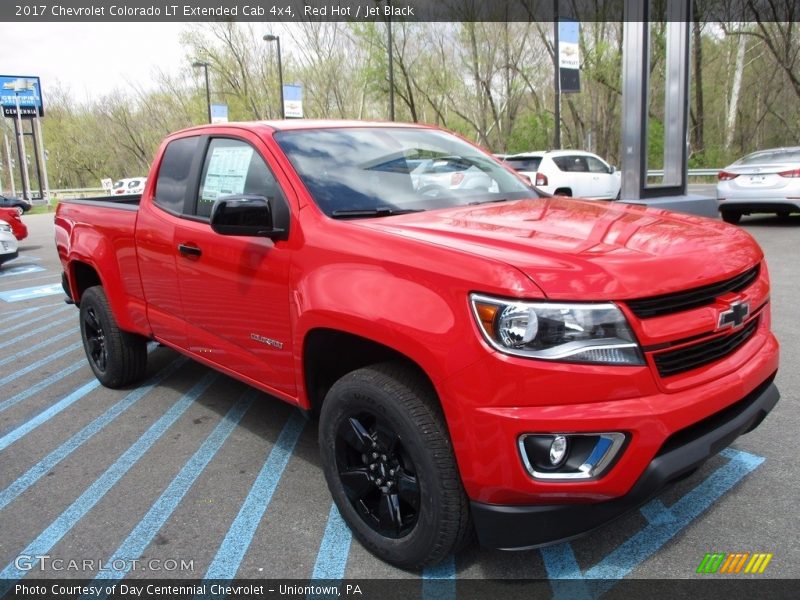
[0,75,44,117]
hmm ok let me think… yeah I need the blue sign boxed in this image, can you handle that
[0,75,44,117]
[210,103,228,124]
[283,84,303,118]
[557,21,580,93]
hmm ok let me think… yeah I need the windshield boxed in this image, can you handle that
[505,157,542,172]
[274,127,536,217]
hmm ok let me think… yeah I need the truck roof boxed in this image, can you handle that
[171,119,432,137]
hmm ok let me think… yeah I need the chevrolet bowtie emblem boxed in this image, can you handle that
[718,301,750,330]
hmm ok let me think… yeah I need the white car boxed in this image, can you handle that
[0,221,19,265]
[717,147,800,224]
[505,150,621,200]
[112,177,147,196]
[410,156,496,195]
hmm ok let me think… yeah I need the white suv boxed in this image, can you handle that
[505,150,621,200]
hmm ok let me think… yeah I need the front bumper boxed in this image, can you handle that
[471,377,779,550]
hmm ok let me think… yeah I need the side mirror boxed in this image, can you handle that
[210,195,289,241]
[609,165,617,174]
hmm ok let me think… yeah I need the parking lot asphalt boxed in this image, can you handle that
[0,210,797,592]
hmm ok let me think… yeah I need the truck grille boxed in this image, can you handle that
[626,264,760,318]
[653,318,759,378]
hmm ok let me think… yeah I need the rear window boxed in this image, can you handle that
[154,136,200,213]
[737,150,800,165]
[504,157,542,172]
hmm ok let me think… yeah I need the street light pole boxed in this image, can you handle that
[192,61,212,124]
[387,13,395,121]
[263,34,285,119]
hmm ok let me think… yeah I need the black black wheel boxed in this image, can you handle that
[721,211,741,224]
[79,285,147,388]
[554,188,572,197]
[319,362,472,570]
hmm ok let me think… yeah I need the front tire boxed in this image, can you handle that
[318,362,472,570]
[79,285,147,388]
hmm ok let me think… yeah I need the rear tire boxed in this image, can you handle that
[720,211,741,224]
[79,286,147,388]
[554,188,572,197]
[318,362,472,570]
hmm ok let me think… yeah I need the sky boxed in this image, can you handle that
[1,23,191,104]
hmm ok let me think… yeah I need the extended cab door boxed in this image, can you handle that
[172,133,296,399]
[136,135,203,348]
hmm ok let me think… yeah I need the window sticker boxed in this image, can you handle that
[201,145,254,202]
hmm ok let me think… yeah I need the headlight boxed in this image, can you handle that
[0,223,11,233]
[470,294,644,365]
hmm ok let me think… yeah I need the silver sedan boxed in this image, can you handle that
[717,147,800,224]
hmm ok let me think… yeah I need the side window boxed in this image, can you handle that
[195,138,279,219]
[154,136,200,214]
[586,156,611,174]
[553,155,588,172]
[552,156,569,171]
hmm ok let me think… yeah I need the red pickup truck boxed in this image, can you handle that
[55,121,780,569]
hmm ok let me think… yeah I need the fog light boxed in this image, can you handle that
[549,435,568,466]
[519,432,626,480]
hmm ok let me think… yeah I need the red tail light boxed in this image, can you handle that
[718,171,739,181]
[451,172,465,186]
[535,172,548,186]
[778,168,800,178]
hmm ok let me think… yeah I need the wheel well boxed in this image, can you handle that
[554,187,572,196]
[71,261,102,304]
[303,328,435,415]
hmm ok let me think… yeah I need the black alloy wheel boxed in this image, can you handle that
[319,362,472,569]
[78,286,147,388]
[335,412,421,538]
[82,305,108,373]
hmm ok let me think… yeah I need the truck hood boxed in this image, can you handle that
[359,197,762,299]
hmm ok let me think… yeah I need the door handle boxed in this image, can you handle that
[178,244,202,257]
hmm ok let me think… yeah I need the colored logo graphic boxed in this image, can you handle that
[697,552,773,574]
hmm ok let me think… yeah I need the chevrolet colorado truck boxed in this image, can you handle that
[55,121,780,569]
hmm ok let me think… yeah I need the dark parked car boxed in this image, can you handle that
[0,194,32,215]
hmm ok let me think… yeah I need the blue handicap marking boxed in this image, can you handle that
[0,264,46,278]
[0,283,63,302]
[541,448,765,598]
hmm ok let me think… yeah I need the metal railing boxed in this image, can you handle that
[647,168,719,177]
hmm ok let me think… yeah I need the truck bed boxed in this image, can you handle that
[60,194,141,210]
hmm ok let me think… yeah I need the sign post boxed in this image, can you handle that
[1,75,47,203]
[13,89,32,202]
[2,121,15,196]
[33,114,50,205]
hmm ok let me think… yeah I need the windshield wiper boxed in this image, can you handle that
[330,207,424,219]
[468,198,509,206]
